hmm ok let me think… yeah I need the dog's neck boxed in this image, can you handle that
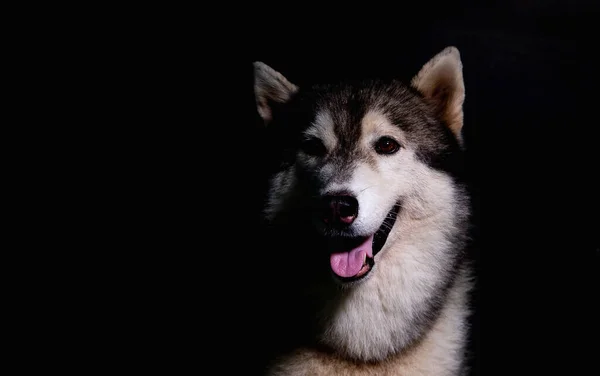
[267,266,472,376]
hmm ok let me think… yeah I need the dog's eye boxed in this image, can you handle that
[301,137,327,157]
[374,137,400,155]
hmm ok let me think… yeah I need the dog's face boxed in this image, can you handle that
[255,47,467,285]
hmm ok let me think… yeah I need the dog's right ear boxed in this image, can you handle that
[253,62,299,124]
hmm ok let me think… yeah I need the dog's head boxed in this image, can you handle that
[254,47,467,285]
[254,47,472,362]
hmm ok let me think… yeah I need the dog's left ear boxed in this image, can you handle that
[411,47,465,145]
[253,62,299,125]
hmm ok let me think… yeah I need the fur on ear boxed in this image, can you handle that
[411,47,466,145]
[253,62,299,124]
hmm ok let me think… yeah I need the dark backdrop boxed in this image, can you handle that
[111,2,599,375]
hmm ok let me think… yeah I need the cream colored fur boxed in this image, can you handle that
[268,268,471,376]
[256,47,471,376]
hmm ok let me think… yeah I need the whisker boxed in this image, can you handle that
[357,185,378,195]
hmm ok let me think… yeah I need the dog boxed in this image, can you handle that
[252,46,473,376]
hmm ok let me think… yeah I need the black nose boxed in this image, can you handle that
[321,194,359,227]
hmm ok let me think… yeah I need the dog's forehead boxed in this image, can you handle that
[305,84,399,145]
[307,108,393,137]
[306,107,362,151]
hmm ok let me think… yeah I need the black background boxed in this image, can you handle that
[110,1,600,375]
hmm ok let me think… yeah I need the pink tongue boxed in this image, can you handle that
[329,235,374,278]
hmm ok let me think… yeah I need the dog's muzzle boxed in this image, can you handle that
[313,193,400,283]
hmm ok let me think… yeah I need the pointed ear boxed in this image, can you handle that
[253,62,299,124]
[411,47,465,145]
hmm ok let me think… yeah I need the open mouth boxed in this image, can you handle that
[328,204,400,283]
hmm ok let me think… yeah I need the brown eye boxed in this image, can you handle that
[374,137,400,155]
[301,137,327,157]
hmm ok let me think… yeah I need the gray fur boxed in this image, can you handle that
[254,47,472,376]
